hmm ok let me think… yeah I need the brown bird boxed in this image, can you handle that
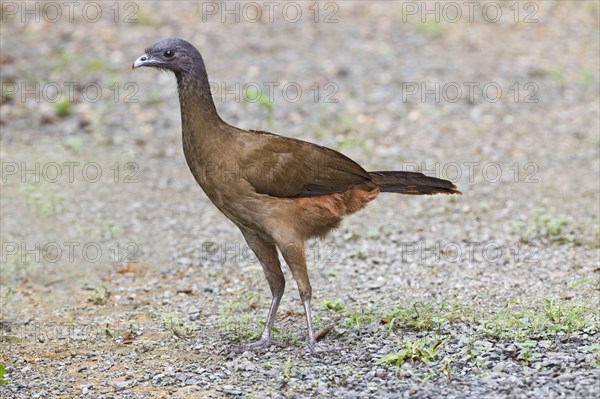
[133,38,460,352]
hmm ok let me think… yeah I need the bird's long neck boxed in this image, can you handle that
[176,67,221,126]
[175,64,225,161]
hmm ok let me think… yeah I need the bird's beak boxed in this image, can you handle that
[133,54,153,69]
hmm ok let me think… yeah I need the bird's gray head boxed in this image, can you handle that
[133,38,204,74]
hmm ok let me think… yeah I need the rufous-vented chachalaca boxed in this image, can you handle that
[134,38,460,353]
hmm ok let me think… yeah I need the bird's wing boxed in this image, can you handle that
[240,130,372,198]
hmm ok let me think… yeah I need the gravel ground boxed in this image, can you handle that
[1,1,599,398]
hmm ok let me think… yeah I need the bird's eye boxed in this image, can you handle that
[164,50,174,58]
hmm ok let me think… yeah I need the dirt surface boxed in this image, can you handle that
[1,1,599,398]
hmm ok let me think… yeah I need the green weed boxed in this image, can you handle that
[0,364,6,385]
[278,355,294,387]
[579,70,594,85]
[84,58,104,72]
[159,311,195,339]
[583,343,600,368]
[55,99,72,117]
[383,298,466,332]
[512,208,571,243]
[321,299,344,312]
[415,21,445,39]
[219,290,266,341]
[479,297,599,340]
[460,336,492,369]
[516,340,541,366]
[19,183,67,216]
[377,337,446,367]
[345,307,378,329]
[87,285,111,305]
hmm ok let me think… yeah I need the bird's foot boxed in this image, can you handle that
[232,338,285,353]
[305,341,340,354]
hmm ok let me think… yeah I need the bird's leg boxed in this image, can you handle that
[233,231,285,352]
[302,297,317,345]
[234,286,284,352]
[301,297,338,353]
[280,242,337,353]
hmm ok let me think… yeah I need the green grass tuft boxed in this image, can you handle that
[377,337,447,366]
[54,99,72,117]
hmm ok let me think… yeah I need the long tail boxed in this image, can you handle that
[369,171,461,195]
